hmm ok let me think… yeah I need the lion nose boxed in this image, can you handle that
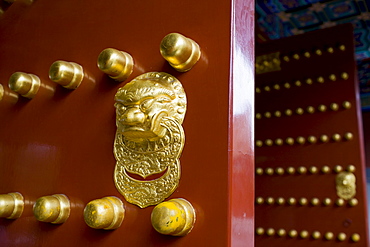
[121,106,146,125]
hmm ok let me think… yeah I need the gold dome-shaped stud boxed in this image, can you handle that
[323,198,332,206]
[332,133,341,142]
[84,196,125,230]
[49,60,84,89]
[333,165,343,173]
[318,104,327,112]
[277,228,286,237]
[266,197,275,205]
[256,168,264,175]
[347,165,356,173]
[344,132,353,141]
[295,80,302,87]
[297,166,307,174]
[329,74,336,81]
[97,48,134,82]
[349,198,358,207]
[312,231,321,239]
[256,197,264,205]
[330,103,339,111]
[8,72,40,99]
[324,232,334,240]
[160,33,201,72]
[337,232,346,241]
[311,198,320,206]
[151,198,195,236]
[287,197,296,205]
[0,192,24,219]
[256,87,261,93]
[327,47,334,53]
[306,78,313,85]
[256,140,263,147]
[299,197,308,206]
[286,167,295,175]
[285,109,293,116]
[276,197,285,205]
[296,136,305,144]
[296,108,304,115]
[317,76,324,83]
[341,72,349,80]
[306,106,315,113]
[283,56,290,62]
[274,111,282,117]
[275,138,283,146]
[307,136,317,144]
[265,168,274,175]
[315,49,322,55]
[33,194,70,224]
[300,230,309,239]
[286,137,294,145]
[264,112,271,118]
[336,198,345,206]
[256,113,262,119]
[293,54,300,60]
[275,167,285,175]
[288,229,298,238]
[321,165,331,174]
[342,101,351,109]
[266,228,275,236]
[265,139,273,146]
[304,51,311,58]
[256,227,264,235]
[309,166,318,174]
[351,233,360,242]
[339,45,346,51]
[284,82,291,89]
[264,86,271,92]
[320,135,329,143]
[273,84,280,90]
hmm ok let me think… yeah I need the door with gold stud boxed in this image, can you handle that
[0,0,254,246]
[255,24,369,246]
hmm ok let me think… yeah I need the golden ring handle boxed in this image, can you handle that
[8,72,40,99]
[151,198,195,236]
[160,33,201,72]
[0,192,24,219]
[33,194,70,224]
[83,196,125,230]
[97,48,134,82]
[49,60,84,89]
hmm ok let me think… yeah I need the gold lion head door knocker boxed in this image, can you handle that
[114,72,186,208]
[336,172,356,200]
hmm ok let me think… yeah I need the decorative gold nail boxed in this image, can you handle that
[97,48,133,82]
[273,84,280,90]
[317,76,324,83]
[306,106,315,113]
[265,168,274,175]
[283,56,290,62]
[296,108,304,115]
[347,165,356,172]
[256,168,264,175]
[320,135,329,143]
[312,231,321,239]
[336,198,345,206]
[285,109,293,116]
[256,140,263,147]
[309,166,318,174]
[0,192,24,219]
[276,197,285,205]
[306,78,313,85]
[264,86,271,92]
[315,49,322,55]
[8,72,40,99]
[256,197,264,204]
[284,82,291,89]
[334,165,343,173]
[349,198,358,207]
[299,197,308,206]
[339,45,346,51]
[277,229,286,237]
[256,227,264,235]
[311,198,320,206]
[318,104,327,112]
[351,233,360,242]
[286,167,295,174]
[274,111,282,117]
[296,136,305,144]
[332,133,341,142]
[256,87,261,93]
[304,52,311,58]
[33,194,70,224]
[264,112,271,118]
[287,197,296,205]
[293,54,300,60]
[49,60,84,89]
[337,232,346,241]
[295,80,302,86]
[266,228,275,236]
[341,72,349,80]
[327,47,334,53]
[266,197,275,205]
[256,113,262,119]
[325,232,334,240]
[275,167,285,175]
[330,103,339,111]
[286,137,294,145]
[321,166,331,174]
[329,74,336,81]
[323,198,332,206]
[307,136,317,144]
[275,138,284,146]
[288,229,298,238]
[297,166,307,174]
[344,132,353,140]
[342,101,351,109]
[300,230,309,239]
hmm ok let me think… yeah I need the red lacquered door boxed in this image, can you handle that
[0,0,254,246]
[255,24,369,246]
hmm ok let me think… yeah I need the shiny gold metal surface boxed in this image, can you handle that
[264,111,271,118]
[325,232,334,240]
[255,113,262,119]
[306,106,315,113]
[276,197,285,205]
[0,192,24,219]
[295,80,302,87]
[285,137,294,145]
[317,76,324,83]
[329,74,336,81]
[264,139,273,146]
[323,198,332,206]
[342,101,351,109]
[349,198,358,207]
[160,33,201,72]
[296,136,305,144]
[327,47,334,53]
[307,136,317,143]
[309,166,318,174]
[311,198,320,206]
[264,86,270,92]
[321,166,331,174]
[344,132,354,140]
[49,60,84,89]
[97,48,134,82]
[297,166,307,174]
[347,165,356,172]
[266,197,274,205]
[151,198,195,236]
[256,167,263,175]
[0,84,4,101]
[266,228,275,236]
[339,45,346,51]
[288,229,298,238]
[304,51,310,58]
[256,197,264,204]
[332,133,341,142]
[336,198,345,206]
[299,197,308,206]
[283,56,289,62]
[320,134,329,143]
[318,104,327,112]
[293,54,300,60]
[265,168,274,175]
[8,72,40,99]
[334,165,343,173]
[273,84,280,90]
[337,232,346,241]
[275,167,284,175]
[256,140,263,147]
[330,103,339,110]
[275,138,283,145]
[336,172,356,200]
[312,231,321,239]
[33,194,70,224]
[315,49,322,55]
[255,87,261,93]
[286,167,295,174]
[287,197,296,205]
[277,229,286,237]
[351,233,360,242]
[341,72,349,80]
[285,109,293,116]
[83,196,124,230]
[306,78,313,84]
[284,82,291,89]
[300,230,309,238]
[256,227,264,235]
[114,72,186,208]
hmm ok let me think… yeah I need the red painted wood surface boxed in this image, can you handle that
[0,0,254,246]
[255,24,369,247]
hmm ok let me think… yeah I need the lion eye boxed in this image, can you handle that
[140,99,154,111]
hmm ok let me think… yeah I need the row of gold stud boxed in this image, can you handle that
[255,196,358,207]
[281,44,346,63]
[256,227,360,242]
[256,132,353,147]
[256,165,355,176]
[256,101,351,119]
[256,72,349,94]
